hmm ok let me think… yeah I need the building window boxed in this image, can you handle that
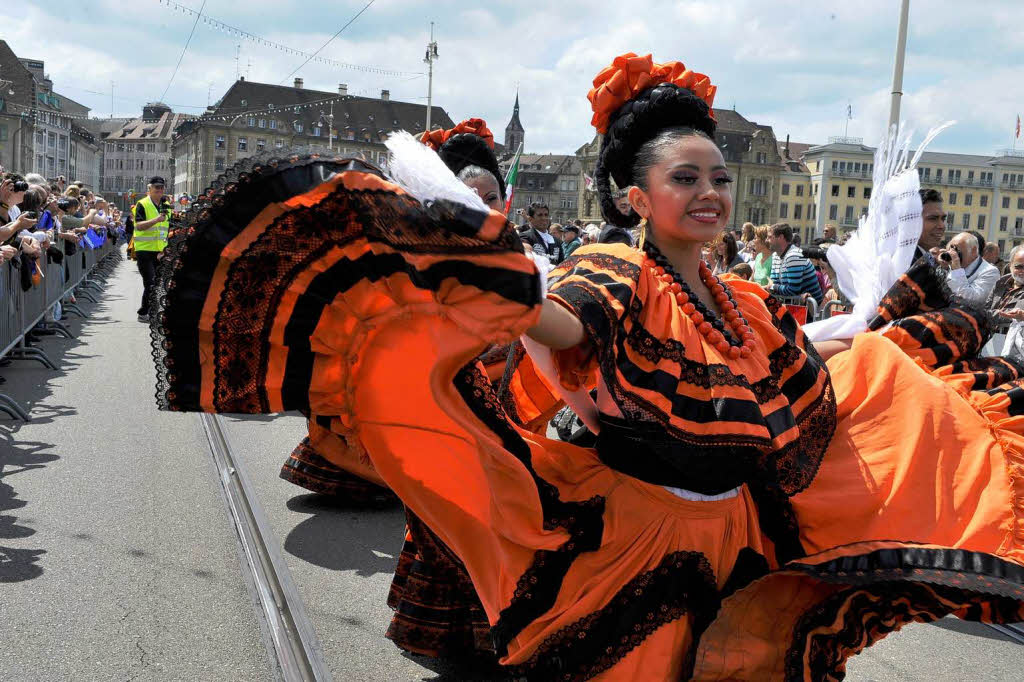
[829,204,838,220]
[147,143,155,152]
[794,204,802,220]
[259,119,266,128]
[256,138,266,151]
[1017,217,1024,232]
[247,117,255,127]
[779,203,789,219]
[831,184,839,197]
[946,212,955,229]
[796,185,804,197]
[238,137,247,151]
[863,187,871,199]
[962,214,970,229]
[813,184,818,195]
[1004,197,1011,209]
[949,192,957,205]
[294,122,304,133]
[964,193,973,206]
[978,215,986,230]
[275,140,284,148]
[847,185,855,198]
[312,127,321,137]
[1019,198,1024,210]
[967,170,975,184]
[781,183,790,196]
[1001,216,1009,230]
[215,157,225,171]
[270,120,278,130]
[215,135,225,149]
[756,151,767,164]
[844,205,854,223]
[981,195,988,207]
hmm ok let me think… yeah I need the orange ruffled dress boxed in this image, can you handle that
[152,159,1024,681]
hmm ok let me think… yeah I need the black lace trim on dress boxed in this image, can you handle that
[509,551,720,682]
[787,581,1024,681]
[452,363,606,657]
[387,509,494,658]
[952,355,1024,391]
[279,436,396,505]
[869,256,954,327]
[152,151,536,413]
[785,545,1024,680]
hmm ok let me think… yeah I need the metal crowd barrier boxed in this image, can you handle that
[776,295,819,325]
[0,237,119,421]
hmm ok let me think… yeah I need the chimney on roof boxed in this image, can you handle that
[784,134,790,159]
[294,78,304,90]
[380,89,390,101]
[338,84,348,96]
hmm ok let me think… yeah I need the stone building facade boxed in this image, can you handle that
[101,103,191,199]
[172,78,454,197]
[0,41,94,182]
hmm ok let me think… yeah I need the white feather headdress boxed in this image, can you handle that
[803,122,954,343]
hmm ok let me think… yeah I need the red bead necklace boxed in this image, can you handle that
[642,245,755,360]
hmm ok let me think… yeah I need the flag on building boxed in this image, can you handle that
[1017,114,1021,139]
[584,174,595,191]
[503,141,523,214]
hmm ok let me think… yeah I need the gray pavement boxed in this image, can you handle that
[0,252,272,681]
[1,248,1023,681]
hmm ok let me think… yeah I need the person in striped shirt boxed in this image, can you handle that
[766,222,823,303]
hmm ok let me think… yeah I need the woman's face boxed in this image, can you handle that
[462,174,503,212]
[715,241,727,256]
[630,136,733,246]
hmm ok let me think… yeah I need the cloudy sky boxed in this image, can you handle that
[9,0,1024,156]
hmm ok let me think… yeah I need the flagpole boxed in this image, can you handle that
[888,0,911,130]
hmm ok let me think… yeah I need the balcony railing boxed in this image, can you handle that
[830,168,871,178]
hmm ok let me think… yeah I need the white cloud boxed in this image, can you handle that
[7,0,1022,157]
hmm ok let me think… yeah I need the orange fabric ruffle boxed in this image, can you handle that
[420,117,495,150]
[588,53,717,134]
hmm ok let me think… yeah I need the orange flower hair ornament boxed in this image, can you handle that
[419,118,495,151]
[588,53,717,134]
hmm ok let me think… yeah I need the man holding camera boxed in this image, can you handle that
[132,176,172,323]
[939,230,1000,307]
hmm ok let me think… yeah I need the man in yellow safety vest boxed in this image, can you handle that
[132,176,172,323]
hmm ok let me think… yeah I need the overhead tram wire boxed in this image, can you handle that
[159,0,207,104]
[279,0,377,85]
[155,0,419,78]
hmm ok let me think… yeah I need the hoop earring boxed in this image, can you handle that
[637,217,648,250]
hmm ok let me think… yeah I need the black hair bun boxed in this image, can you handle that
[596,83,717,227]
[438,133,506,199]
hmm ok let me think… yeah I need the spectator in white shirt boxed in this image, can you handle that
[940,230,999,307]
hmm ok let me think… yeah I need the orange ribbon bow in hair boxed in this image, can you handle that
[420,118,495,150]
[588,53,717,134]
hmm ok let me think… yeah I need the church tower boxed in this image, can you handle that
[504,92,524,153]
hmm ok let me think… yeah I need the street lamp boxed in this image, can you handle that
[424,22,439,132]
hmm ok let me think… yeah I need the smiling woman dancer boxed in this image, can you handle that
[153,53,1024,680]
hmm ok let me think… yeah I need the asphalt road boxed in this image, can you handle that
[0,253,271,681]
[1,249,1022,681]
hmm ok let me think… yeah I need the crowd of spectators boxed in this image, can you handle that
[0,168,126,381]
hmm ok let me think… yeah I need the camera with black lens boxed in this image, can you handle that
[12,180,28,192]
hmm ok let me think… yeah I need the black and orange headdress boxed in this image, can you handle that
[420,118,505,200]
[588,53,718,227]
